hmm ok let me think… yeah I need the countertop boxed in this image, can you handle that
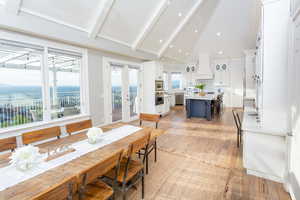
[242,107,288,136]
[185,94,217,101]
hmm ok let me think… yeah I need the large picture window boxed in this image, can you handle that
[0,40,84,129]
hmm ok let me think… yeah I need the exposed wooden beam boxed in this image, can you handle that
[89,0,115,38]
[158,0,204,58]
[132,0,170,50]
[5,0,23,15]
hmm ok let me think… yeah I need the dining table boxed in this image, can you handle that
[0,122,165,200]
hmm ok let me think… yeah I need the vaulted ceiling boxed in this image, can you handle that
[0,0,260,63]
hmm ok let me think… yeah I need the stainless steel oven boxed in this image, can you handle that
[155,80,164,91]
[155,92,164,105]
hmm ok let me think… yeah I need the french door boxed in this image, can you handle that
[105,61,141,123]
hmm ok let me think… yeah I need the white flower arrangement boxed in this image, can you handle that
[87,127,103,144]
[10,145,42,171]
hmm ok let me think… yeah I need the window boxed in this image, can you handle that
[171,72,182,89]
[163,72,168,91]
[48,48,82,120]
[0,39,84,129]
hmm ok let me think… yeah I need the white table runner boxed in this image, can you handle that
[0,125,142,191]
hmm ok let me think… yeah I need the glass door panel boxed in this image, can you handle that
[111,67,123,122]
[128,68,139,118]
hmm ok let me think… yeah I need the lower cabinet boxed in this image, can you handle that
[243,131,286,182]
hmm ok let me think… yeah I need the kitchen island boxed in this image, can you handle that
[185,94,218,121]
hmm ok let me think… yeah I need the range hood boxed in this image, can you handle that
[194,54,213,80]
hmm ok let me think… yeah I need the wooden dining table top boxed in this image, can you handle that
[0,123,165,200]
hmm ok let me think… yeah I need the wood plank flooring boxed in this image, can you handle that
[124,106,291,200]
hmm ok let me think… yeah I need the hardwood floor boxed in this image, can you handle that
[124,106,291,200]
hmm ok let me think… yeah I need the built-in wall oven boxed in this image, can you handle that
[155,80,164,91]
[155,91,164,105]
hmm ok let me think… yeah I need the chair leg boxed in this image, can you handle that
[154,141,157,163]
[240,130,242,146]
[142,169,145,199]
[122,193,126,200]
[237,130,240,148]
[146,153,149,174]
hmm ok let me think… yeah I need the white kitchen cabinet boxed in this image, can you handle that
[142,61,165,114]
[163,95,171,114]
[214,60,230,86]
[242,0,290,184]
[155,62,164,80]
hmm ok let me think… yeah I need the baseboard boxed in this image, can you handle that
[246,169,283,183]
[289,172,300,200]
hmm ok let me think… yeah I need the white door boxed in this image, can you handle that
[127,67,141,121]
[106,62,141,123]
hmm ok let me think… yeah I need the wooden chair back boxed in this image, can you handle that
[66,119,92,135]
[22,126,61,145]
[32,176,77,200]
[79,150,123,198]
[127,130,151,157]
[0,136,17,152]
[139,113,160,128]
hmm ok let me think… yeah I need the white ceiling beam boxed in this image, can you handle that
[132,0,170,50]
[5,0,23,15]
[89,0,115,38]
[158,0,205,58]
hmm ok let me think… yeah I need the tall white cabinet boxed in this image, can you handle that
[142,61,170,115]
[242,0,290,183]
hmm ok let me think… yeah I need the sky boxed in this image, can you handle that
[0,68,80,86]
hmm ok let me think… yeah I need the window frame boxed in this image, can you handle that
[0,31,89,136]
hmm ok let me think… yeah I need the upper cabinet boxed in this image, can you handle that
[188,54,213,80]
[214,60,230,86]
[155,62,164,80]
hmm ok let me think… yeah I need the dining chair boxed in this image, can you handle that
[104,131,151,200]
[32,176,77,200]
[138,113,160,174]
[66,119,92,135]
[232,109,241,148]
[78,149,123,200]
[0,136,17,152]
[22,126,61,145]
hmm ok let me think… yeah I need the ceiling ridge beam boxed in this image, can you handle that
[89,0,115,38]
[158,0,204,58]
[132,0,170,51]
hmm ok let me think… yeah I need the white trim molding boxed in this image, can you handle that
[89,0,115,38]
[132,0,170,50]
[20,8,87,32]
[158,0,204,58]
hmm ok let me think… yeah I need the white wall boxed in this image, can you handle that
[86,50,142,126]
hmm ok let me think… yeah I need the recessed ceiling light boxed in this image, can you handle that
[169,45,174,48]
[159,39,163,43]
[218,51,223,55]
[216,32,222,36]
[195,29,198,33]
[178,12,182,17]
[167,0,171,5]
[178,49,182,53]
